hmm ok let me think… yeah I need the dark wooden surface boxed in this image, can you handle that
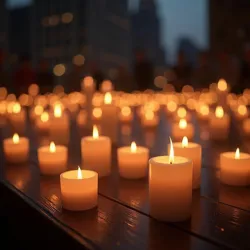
[1,107,250,249]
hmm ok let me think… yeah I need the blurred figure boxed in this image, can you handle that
[134,49,153,91]
[13,55,35,95]
[192,51,216,88]
[116,65,133,91]
[66,64,84,92]
[89,62,104,91]
[172,51,192,91]
[37,59,54,94]
[238,48,250,93]
[0,49,10,88]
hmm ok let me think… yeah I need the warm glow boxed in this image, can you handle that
[218,79,227,91]
[177,107,187,118]
[215,106,224,118]
[92,107,102,119]
[167,101,177,112]
[179,119,187,129]
[54,104,62,117]
[49,142,56,153]
[182,136,188,148]
[169,137,174,164]
[237,105,247,116]
[34,105,44,116]
[104,92,112,104]
[235,148,240,159]
[53,64,66,77]
[28,84,39,96]
[12,103,21,113]
[41,112,49,122]
[93,125,99,139]
[77,166,82,179]
[13,133,19,144]
[121,106,131,116]
[200,104,209,116]
[145,110,154,120]
[131,141,137,153]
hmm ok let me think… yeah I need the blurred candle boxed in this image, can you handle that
[149,138,193,222]
[119,106,133,123]
[60,167,98,211]
[9,102,26,133]
[234,105,248,120]
[76,110,87,127]
[165,101,177,116]
[217,79,228,108]
[38,142,68,175]
[220,148,250,186]
[172,118,194,141]
[118,142,149,179]
[100,80,113,93]
[36,111,50,132]
[196,104,210,121]
[81,125,111,177]
[175,107,191,122]
[4,133,29,163]
[30,105,44,121]
[141,110,159,127]
[243,118,250,136]
[92,107,102,123]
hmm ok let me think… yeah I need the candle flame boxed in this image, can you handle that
[177,107,187,118]
[200,104,209,116]
[218,79,227,91]
[179,119,187,129]
[104,92,112,104]
[41,112,49,122]
[13,133,19,144]
[167,101,177,112]
[77,166,82,179]
[34,105,44,116]
[235,148,240,159]
[169,137,174,164]
[215,106,224,118]
[49,142,56,153]
[182,136,188,148]
[93,125,99,139]
[131,141,137,152]
[237,105,247,116]
[54,104,62,117]
[92,107,102,118]
[12,103,21,113]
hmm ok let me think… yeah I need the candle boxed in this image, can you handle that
[216,78,228,108]
[196,104,210,121]
[38,142,68,175]
[119,106,133,123]
[100,80,113,93]
[81,125,111,177]
[141,110,159,127]
[92,107,102,123]
[234,105,248,120]
[165,101,177,116]
[243,118,250,136]
[118,142,149,179]
[9,102,26,133]
[174,107,191,122]
[149,138,193,222]
[30,105,44,121]
[209,106,230,140]
[60,167,98,211]
[3,133,29,163]
[77,110,87,127]
[168,136,201,189]
[101,92,118,143]
[172,118,194,141]
[220,148,250,186]
[35,111,50,132]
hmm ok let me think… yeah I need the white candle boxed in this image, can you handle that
[141,110,159,127]
[4,133,29,163]
[118,142,149,179]
[101,92,118,143]
[119,106,133,123]
[60,167,98,211]
[172,119,194,141]
[168,137,201,189]
[81,125,111,177]
[149,138,193,222]
[38,142,68,175]
[35,111,50,133]
[220,148,250,186]
[209,106,230,140]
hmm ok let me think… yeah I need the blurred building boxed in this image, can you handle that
[209,0,250,55]
[31,0,132,77]
[0,0,8,62]
[130,0,166,73]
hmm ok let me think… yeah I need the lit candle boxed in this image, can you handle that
[101,92,118,143]
[209,106,230,140]
[165,101,177,116]
[234,105,248,120]
[3,133,29,163]
[76,110,87,127]
[30,105,44,121]
[118,142,149,179]
[174,107,191,122]
[100,80,113,93]
[220,148,250,186]
[172,118,194,141]
[92,107,102,123]
[243,118,250,136]
[38,142,68,175]
[149,138,193,222]
[35,111,50,132]
[196,104,210,121]
[81,125,111,177]
[119,106,133,123]
[60,166,98,211]
[9,102,26,133]
[141,110,159,127]
[168,136,201,189]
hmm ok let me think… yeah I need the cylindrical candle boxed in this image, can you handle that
[60,167,98,211]
[168,137,201,189]
[174,107,192,122]
[172,119,194,141]
[196,104,210,121]
[149,140,193,222]
[234,105,248,121]
[38,142,68,175]
[220,148,250,186]
[9,103,26,133]
[81,126,111,177]
[92,107,102,123]
[119,106,133,123]
[30,105,44,121]
[35,111,50,133]
[118,142,149,179]
[3,133,29,163]
[141,110,159,127]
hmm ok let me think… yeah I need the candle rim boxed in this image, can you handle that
[170,142,201,149]
[82,135,110,142]
[149,156,192,166]
[61,169,97,180]
[221,152,250,160]
[118,146,149,153]
[38,144,67,152]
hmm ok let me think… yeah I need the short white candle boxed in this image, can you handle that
[119,106,133,123]
[35,111,50,132]
[118,142,149,179]
[168,137,201,189]
[4,133,29,163]
[101,92,118,143]
[220,148,250,186]
[38,142,68,175]
[149,138,193,222]
[60,167,98,211]
[209,106,230,140]
[141,110,159,127]
[81,126,111,177]
[172,119,194,141]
